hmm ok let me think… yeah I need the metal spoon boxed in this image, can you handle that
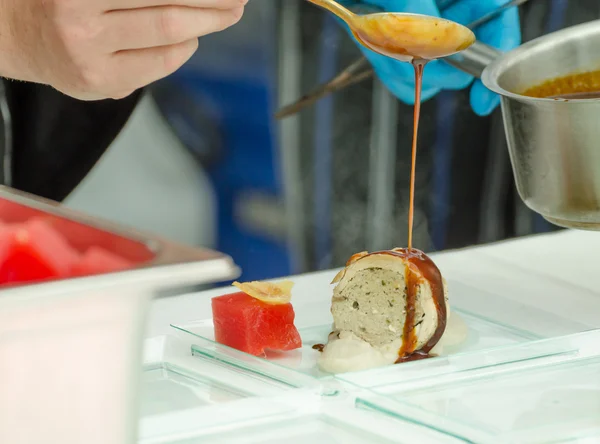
[307,0,475,62]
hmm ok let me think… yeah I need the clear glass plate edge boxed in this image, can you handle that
[170,305,544,391]
[352,329,600,442]
[139,388,464,444]
[147,329,600,442]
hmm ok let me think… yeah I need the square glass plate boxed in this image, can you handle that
[140,364,246,418]
[356,329,600,444]
[171,279,548,387]
[138,336,290,421]
[173,415,399,444]
[138,391,461,444]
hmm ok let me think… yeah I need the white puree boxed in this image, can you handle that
[317,310,468,374]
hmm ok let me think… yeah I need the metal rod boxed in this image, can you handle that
[467,0,532,29]
[275,58,371,119]
[313,14,339,269]
[277,1,307,272]
[366,80,399,251]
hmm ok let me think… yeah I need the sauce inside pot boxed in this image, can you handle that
[522,70,600,99]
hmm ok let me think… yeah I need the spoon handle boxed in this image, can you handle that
[275,58,371,119]
[445,41,502,78]
[306,0,354,22]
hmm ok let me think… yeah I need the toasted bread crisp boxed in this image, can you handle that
[232,280,294,304]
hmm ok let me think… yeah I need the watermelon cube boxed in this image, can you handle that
[212,292,302,356]
[0,219,80,284]
[70,247,133,277]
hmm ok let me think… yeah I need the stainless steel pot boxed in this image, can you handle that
[448,19,600,230]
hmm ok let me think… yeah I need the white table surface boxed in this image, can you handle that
[147,229,600,338]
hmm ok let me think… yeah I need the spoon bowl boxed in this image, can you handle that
[353,12,476,61]
[307,0,475,62]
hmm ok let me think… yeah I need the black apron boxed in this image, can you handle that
[2,81,141,202]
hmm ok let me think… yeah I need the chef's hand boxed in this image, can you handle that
[0,0,246,100]
[341,0,521,116]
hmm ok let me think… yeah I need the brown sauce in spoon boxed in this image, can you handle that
[352,14,475,62]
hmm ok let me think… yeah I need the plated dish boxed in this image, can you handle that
[209,248,473,374]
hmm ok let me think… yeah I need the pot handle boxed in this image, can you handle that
[445,41,504,78]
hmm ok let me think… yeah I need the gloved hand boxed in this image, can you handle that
[339,0,521,116]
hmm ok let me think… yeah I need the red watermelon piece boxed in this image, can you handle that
[70,246,133,277]
[212,291,302,356]
[0,219,81,284]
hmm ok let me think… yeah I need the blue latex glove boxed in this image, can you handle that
[340,0,521,116]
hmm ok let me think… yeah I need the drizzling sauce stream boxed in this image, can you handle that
[316,30,456,362]
[314,61,447,363]
[393,60,448,362]
[407,60,425,250]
